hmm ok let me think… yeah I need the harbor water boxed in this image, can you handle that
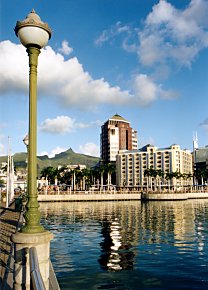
[40,200,208,290]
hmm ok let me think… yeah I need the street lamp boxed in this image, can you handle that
[23,134,29,147]
[23,134,29,194]
[15,10,52,233]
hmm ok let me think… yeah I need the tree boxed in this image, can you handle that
[149,167,157,191]
[157,169,165,192]
[90,167,100,186]
[81,168,91,190]
[40,166,58,184]
[165,171,174,191]
[105,163,116,189]
[98,165,106,191]
[144,168,150,192]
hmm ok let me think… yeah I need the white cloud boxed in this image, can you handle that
[138,0,208,68]
[0,41,28,95]
[0,35,181,109]
[0,40,130,109]
[39,146,67,158]
[79,142,100,157]
[58,40,73,55]
[96,1,208,70]
[95,21,130,46]
[39,116,76,134]
[39,116,101,134]
[132,74,178,106]
[200,118,208,129]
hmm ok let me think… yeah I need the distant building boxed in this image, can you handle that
[193,146,208,184]
[100,114,138,163]
[57,164,86,170]
[192,132,208,184]
[116,144,193,189]
[194,147,208,167]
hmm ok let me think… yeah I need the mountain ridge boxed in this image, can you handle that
[0,148,100,174]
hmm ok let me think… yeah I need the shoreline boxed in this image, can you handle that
[37,191,208,202]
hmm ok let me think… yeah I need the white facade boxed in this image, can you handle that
[109,126,119,161]
[132,129,138,150]
[116,144,193,189]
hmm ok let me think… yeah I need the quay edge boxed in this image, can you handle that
[37,192,208,202]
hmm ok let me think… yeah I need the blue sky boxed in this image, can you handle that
[0,0,208,158]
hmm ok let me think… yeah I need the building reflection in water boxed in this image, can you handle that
[39,199,208,274]
[98,218,135,271]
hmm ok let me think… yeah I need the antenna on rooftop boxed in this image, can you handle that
[193,131,198,150]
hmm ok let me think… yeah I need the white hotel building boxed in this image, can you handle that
[116,144,193,189]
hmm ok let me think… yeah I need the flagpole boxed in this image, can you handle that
[6,137,10,207]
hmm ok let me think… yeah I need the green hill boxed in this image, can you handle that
[0,148,100,174]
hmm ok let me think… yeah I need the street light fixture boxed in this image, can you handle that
[15,10,52,233]
[23,134,29,147]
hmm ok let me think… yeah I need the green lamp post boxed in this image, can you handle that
[15,10,52,233]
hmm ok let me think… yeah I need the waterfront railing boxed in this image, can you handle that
[29,247,46,290]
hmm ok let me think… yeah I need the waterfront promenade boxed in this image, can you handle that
[1,190,208,289]
[0,202,21,290]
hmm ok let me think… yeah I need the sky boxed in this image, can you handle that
[0,0,208,158]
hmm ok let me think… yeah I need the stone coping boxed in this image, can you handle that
[37,192,208,202]
[12,230,53,244]
[142,192,208,200]
[38,193,141,202]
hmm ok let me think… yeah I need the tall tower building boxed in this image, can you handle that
[100,114,138,163]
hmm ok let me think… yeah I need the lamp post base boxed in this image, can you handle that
[21,204,45,233]
[11,231,53,290]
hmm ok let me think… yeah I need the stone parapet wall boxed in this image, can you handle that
[38,193,141,202]
[37,192,208,202]
[142,192,208,200]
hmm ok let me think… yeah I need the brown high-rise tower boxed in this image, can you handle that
[100,114,138,163]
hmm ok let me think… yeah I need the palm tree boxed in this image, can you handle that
[181,173,192,190]
[157,169,165,192]
[98,165,106,191]
[90,167,100,187]
[201,169,208,188]
[81,168,91,190]
[172,171,181,191]
[149,167,157,191]
[75,167,84,190]
[194,168,208,189]
[144,168,150,192]
[165,171,174,191]
[40,166,57,184]
[105,163,115,190]
[57,165,68,184]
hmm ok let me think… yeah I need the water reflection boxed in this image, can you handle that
[98,218,135,271]
[40,199,208,289]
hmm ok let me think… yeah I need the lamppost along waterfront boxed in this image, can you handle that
[23,134,29,148]
[15,10,52,233]
[23,134,29,193]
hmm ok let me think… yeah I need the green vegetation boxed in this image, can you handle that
[0,148,100,175]
[40,162,116,190]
